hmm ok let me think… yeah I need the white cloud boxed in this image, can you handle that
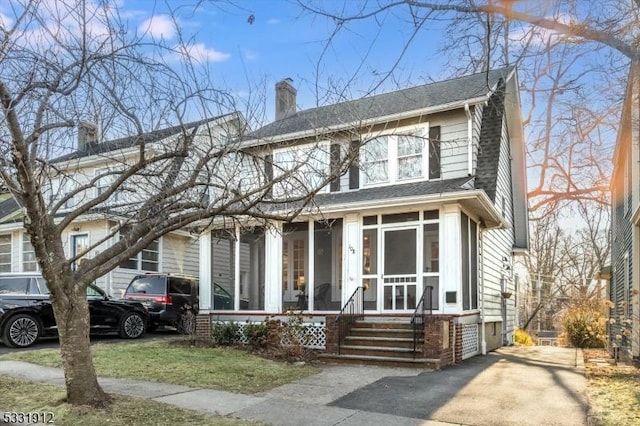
[243,49,258,61]
[267,18,280,25]
[139,14,176,40]
[175,43,230,63]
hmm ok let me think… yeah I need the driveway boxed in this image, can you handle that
[330,346,588,426]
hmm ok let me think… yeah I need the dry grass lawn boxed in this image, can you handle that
[0,376,259,426]
[584,348,640,426]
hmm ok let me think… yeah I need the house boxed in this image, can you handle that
[195,67,529,367]
[609,63,640,363]
[0,113,243,297]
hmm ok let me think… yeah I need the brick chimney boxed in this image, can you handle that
[275,78,296,120]
[77,121,98,151]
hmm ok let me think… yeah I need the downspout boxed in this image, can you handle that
[479,226,487,355]
[464,102,473,176]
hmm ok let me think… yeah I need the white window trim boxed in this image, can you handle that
[272,141,331,195]
[69,232,90,270]
[0,233,12,273]
[118,234,163,272]
[360,124,431,188]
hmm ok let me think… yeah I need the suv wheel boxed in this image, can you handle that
[3,314,40,348]
[119,312,145,339]
[176,311,196,335]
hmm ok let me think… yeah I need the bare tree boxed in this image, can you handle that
[0,1,354,407]
[297,0,627,213]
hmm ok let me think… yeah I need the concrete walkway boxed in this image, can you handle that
[0,346,588,426]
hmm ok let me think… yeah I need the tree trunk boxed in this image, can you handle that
[50,283,109,407]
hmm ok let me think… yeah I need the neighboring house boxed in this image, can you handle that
[195,67,529,366]
[609,63,640,363]
[0,113,243,297]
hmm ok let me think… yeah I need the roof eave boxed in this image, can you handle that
[243,95,490,147]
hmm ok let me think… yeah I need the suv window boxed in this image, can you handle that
[168,277,193,295]
[0,277,31,294]
[126,276,166,295]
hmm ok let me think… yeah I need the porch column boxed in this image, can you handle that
[343,214,360,304]
[199,230,212,311]
[441,204,462,313]
[264,222,282,313]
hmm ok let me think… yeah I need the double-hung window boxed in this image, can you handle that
[361,128,437,186]
[22,233,38,272]
[0,234,11,273]
[118,228,160,271]
[272,142,330,197]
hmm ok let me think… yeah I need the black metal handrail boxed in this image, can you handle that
[411,285,434,357]
[336,286,364,355]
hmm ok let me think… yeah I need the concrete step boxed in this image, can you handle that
[339,345,420,359]
[353,320,414,330]
[349,327,414,339]
[318,353,439,369]
[344,336,420,349]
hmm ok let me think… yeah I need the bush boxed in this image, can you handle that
[212,321,240,346]
[243,322,269,348]
[560,304,607,348]
[515,328,534,346]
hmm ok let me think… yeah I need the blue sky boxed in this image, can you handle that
[124,0,451,122]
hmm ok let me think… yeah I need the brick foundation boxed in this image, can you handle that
[196,313,212,341]
[324,315,338,353]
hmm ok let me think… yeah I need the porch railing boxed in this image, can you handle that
[411,285,434,357]
[336,286,364,355]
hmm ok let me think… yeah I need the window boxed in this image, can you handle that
[461,213,478,310]
[96,168,126,203]
[70,234,89,270]
[273,143,330,197]
[361,128,439,186]
[0,234,11,273]
[49,177,76,209]
[22,234,38,272]
[118,229,160,271]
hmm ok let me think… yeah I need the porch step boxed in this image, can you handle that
[318,353,438,369]
[339,345,419,359]
[353,320,413,330]
[349,327,414,340]
[344,336,420,349]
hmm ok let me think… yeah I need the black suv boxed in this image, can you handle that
[123,274,198,333]
[0,274,148,348]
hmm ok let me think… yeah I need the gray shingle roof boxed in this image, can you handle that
[0,195,21,223]
[54,114,233,162]
[475,79,507,202]
[249,67,514,140]
[315,177,474,206]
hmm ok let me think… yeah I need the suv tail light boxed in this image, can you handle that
[154,295,172,305]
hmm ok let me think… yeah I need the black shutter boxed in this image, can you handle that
[348,140,360,189]
[429,126,441,179]
[265,154,273,198]
[330,143,340,192]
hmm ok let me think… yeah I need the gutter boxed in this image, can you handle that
[479,227,487,355]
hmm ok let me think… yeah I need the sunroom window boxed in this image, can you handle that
[0,234,11,273]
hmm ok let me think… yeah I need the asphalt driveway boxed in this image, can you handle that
[330,345,588,426]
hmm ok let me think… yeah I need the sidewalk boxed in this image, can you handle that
[1,346,588,426]
[0,361,448,426]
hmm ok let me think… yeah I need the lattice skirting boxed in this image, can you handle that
[461,323,479,360]
[215,320,326,350]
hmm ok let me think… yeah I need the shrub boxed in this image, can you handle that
[212,321,240,346]
[560,304,607,348]
[515,328,534,346]
[243,322,269,348]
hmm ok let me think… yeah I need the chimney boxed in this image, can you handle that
[77,121,98,151]
[275,78,296,120]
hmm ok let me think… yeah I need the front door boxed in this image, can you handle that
[382,227,418,311]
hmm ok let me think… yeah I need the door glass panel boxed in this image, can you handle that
[384,229,416,274]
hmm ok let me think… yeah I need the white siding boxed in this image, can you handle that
[480,118,516,342]
[438,113,471,180]
[162,234,199,276]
